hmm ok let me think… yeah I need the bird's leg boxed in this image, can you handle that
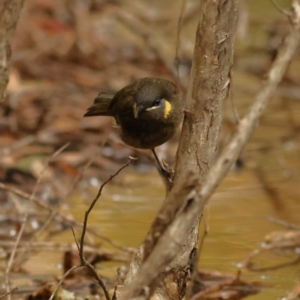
[151,148,174,189]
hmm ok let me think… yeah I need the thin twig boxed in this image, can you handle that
[85,259,111,300]
[56,157,135,300]
[49,266,80,300]
[33,211,57,240]
[266,216,300,230]
[5,216,26,298]
[246,255,300,272]
[190,271,247,300]
[0,287,18,300]
[80,157,135,300]
[31,147,91,242]
[9,143,69,246]
[79,156,136,262]
[0,183,133,252]
[270,0,291,17]
[71,227,80,252]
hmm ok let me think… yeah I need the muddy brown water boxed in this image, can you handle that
[22,157,300,300]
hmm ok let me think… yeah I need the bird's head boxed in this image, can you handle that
[133,79,177,120]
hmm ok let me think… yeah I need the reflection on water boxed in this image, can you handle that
[61,161,299,300]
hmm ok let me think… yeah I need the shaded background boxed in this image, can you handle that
[0,0,300,299]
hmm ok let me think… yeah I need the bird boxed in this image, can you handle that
[84,77,183,183]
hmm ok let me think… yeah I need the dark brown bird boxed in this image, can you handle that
[84,77,183,181]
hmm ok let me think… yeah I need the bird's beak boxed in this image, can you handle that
[134,104,144,118]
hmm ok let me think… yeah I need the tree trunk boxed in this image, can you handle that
[0,0,24,101]
[117,1,238,299]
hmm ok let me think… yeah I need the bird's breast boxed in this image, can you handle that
[117,117,176,149]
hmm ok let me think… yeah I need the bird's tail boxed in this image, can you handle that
[84,92,114,117]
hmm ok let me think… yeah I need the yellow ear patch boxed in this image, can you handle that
[163,100,172,119]
[133,103,137,116]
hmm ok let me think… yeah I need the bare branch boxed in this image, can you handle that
[49,266,80,300]
[84,259,111,300]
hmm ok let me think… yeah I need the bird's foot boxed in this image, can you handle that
[151,148,174,190]
[159,160,174,189]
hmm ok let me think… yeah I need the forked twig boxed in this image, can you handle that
[79,157,135,300]
[79,156,136,262]
[50,157,136,300]
[49,266,80,300]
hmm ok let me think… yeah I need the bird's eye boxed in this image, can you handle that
[152,99,161,107]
